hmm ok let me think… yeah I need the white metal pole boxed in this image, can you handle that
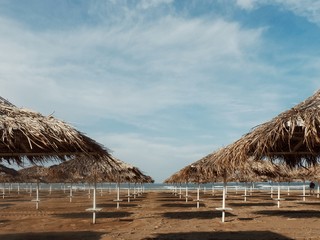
[244,183,247,202]
[277,183,281,208]
[185,183,188,203]
[117,182,120,209]
[36,182,40,210]
[70,184,73,203]
[303,180,306,201]
[222,180,226,222]
[93,181,97,224]
[197,184,200,208]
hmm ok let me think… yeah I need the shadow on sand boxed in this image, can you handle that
[162,210,236,220]
[254,210,320,218]
[98,203,138,208]
[161,203,205,208]
[54,211,133,219]
[0,231,105,240]
[143,230,293,240]
[228,202,275,207]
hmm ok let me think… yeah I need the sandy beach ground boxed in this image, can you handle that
[0,187,320,240]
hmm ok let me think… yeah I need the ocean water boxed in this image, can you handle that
[2,181,318,191]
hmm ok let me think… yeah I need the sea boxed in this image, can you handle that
[2,181,317,192]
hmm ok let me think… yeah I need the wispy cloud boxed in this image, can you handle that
[235,0,320,26]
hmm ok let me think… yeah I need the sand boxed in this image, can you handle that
[0,187,320,240]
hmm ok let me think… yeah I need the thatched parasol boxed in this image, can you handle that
[0,164,19,175]
[0,96,109,167]
[18,165,50,209]
[227,90,320,168]
[48,155,153,224]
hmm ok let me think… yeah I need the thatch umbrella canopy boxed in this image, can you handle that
[48,155,121,184]
[0,96,109,167]
[18,165,49,183]
[48,155,153,224]
[0,164,18,175]
[18,165,50,209]
[111,158,154,184]
[225,90,320,168]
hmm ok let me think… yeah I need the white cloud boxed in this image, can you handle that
[235,0,320,25]
[96,132,217,182]
[0,12,265,122]
[236,0,256,10]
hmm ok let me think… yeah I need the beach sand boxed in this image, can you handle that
[0,187,320,239]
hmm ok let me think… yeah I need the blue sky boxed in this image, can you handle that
[1,0,320,182]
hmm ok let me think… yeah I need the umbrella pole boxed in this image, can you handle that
[70,184,73,203]
[36,182,40,210]
[17,183,20,195]
[179,183,182,198]
[270,182,273,198]
[93,181,97,224]
[117,182,120,209]
[128,183,130,202]
[185,183,188,203]
[277,183,281,208]
[317,181,320,198]
[49,184,52,195]
[222,179,227,222]
[88,184,91,199]
[303,180,306,201]
[30,183,32,197]
[287,182,290,196]
[196,184,200,208]
[244,183,247,202]
[100,183,103,197]
[133,183,136,199]
[212,183,215,196]
[2,183,5,199]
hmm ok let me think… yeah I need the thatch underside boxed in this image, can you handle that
[0,97,109,165]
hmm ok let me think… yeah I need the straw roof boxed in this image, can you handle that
[0,164,18,176]
[236,90,320,167]
[164,147,290,184]
[0,97,109,166]
[48,155,153,184]
[0,172,18,183]
[48,155,120,183]
[18,165,49,183]
[164,156,218,184]
[112,158,154,183]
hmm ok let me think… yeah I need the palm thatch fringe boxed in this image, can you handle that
[0,97,109,165]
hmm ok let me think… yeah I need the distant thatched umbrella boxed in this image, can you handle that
[109,157,154,207]
[0,164,18,175]
[48,155,153,224]
[0,172,19,198]
[0,96,109,168]
[18,165,49,209]
[172,146,290,221]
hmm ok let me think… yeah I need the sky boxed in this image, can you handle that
[1,0,320,182]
